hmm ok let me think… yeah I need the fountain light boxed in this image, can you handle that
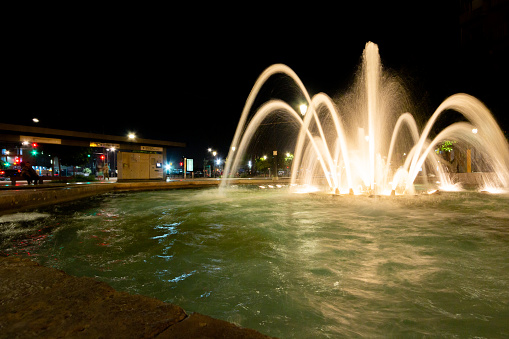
[299,104,307,115]
[480,185,505,194]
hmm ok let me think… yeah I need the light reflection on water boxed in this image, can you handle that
[1,187,509,338]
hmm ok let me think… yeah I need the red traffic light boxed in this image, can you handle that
[100,155,105,160]
[179,162,183,167]
[32,143,38,147]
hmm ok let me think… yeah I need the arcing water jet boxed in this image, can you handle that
[222,42,509,194]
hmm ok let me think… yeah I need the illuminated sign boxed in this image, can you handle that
[141,146,163,152]
[90,142,120,148]
[186,158,193,172]
[20,136,61,145]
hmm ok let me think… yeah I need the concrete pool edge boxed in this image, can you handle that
[0,256,274,338]
[0,178,290,216]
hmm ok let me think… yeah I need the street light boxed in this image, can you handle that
[128,133,136,140]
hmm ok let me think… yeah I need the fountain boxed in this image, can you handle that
[2,42,509,338]
[222,42,509,194]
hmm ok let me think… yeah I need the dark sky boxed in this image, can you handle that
[4,3,508,167]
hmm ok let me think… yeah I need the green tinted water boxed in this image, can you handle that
[1,187,508,338]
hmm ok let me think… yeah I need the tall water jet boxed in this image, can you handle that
[364,42,380,191]
[222,42,509,194]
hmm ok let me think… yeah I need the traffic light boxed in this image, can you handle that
[100,155,105,160]
[30,142,38,156]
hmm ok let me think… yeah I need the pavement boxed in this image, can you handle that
[0,256,273,339]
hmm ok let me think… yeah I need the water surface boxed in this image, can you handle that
[1,187,508,338]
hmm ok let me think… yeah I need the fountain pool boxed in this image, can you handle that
[1,187,508,337]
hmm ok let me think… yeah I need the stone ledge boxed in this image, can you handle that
[0,256,273,339]
[0,184,113,216]
[0,179,291,216]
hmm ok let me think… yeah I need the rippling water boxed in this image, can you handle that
[1,187,509,338]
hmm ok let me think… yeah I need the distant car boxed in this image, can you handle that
[194,171,204,177]
[0,169,21,181]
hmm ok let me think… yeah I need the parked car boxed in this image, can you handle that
[0,169,21,181]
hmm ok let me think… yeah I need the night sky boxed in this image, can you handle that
[4,3,508,167]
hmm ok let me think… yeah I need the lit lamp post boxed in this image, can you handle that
[206,148,217,178]
[216,158,222,177]
[165,163,171,181]
[273,150,278,179]
[212,151,217,177]
[106,147,116,178]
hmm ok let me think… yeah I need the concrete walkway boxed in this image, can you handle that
[0,256,272,338]
[0,251,274,339]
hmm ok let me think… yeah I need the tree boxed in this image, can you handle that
[284,153,294,173]
[57,146,92,167]
[43,145,92,176]
[255,156,271,175]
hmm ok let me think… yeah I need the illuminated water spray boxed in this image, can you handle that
[222,42,509,194]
